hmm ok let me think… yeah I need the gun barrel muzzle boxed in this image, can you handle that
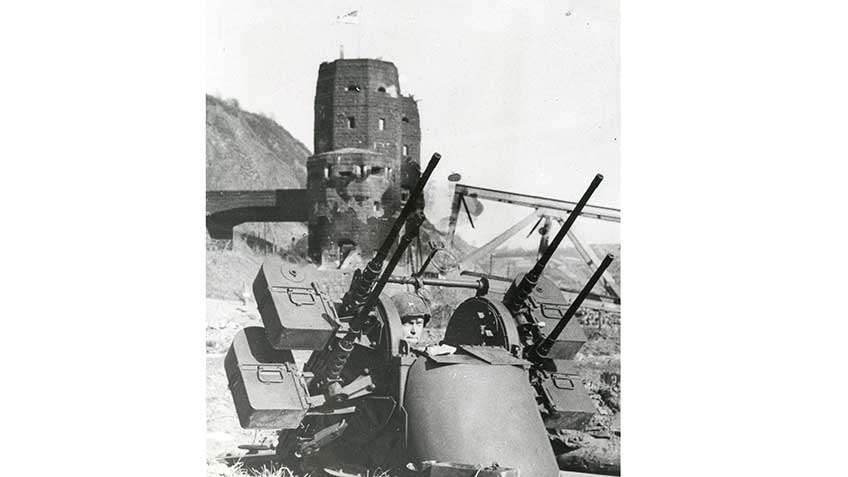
[531,173,603,278]
[371,153,441,265]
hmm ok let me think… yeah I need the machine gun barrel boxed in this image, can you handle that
[528,253,615,361]
[350,213,424,333]
[312,214,425,401]
[533,173,603,275]
[341,153,441,314]
[504,174,603,312]
[387,275,488,291]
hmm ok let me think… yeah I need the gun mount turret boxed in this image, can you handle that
[434,174,617,451]
[222,166,619,477]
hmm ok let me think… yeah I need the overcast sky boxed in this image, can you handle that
[207,0,620,246]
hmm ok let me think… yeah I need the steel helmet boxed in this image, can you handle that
[390,292,431,326]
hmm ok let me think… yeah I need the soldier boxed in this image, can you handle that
[390,292,455,355]
[390,292,428,345]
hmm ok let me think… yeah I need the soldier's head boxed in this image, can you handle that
[391,292,430,344]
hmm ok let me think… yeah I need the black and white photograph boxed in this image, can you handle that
[206,2,620,476]
[7,2,847,477]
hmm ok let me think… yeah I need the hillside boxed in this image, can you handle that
[206,94,311,190]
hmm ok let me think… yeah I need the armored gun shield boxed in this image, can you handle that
[403,357,561,477]
[442,287,596,432]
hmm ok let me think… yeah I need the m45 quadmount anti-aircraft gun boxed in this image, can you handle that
[224,153,615,476]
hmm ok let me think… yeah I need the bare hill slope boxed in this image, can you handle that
[206,95,310,190]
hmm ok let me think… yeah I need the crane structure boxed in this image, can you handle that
[446,183,621,304]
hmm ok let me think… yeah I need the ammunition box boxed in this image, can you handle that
[540,359,596,431]
[536,314,587,360]
[531,276,588,359]
[225,327,310,429]
[253,257,341,350]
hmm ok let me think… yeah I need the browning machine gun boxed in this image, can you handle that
[222,169,619,477]
[224,153,444,472]
[305,153,440,401]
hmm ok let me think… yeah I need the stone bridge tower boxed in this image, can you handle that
[307,59,421,263]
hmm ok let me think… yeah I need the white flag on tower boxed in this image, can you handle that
[335,10,359,25]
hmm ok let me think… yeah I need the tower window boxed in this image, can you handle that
[402,145,409,156]
[401,116,410,123]
[377,86,386,93]
[347,116,356,128]
[346,84,361,92]
[378,118,385,131]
